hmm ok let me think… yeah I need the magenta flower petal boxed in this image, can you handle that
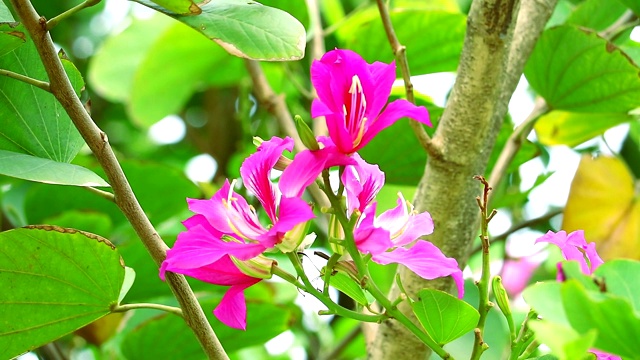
[360,99,431,147]
[213,280,260,330]
[310,49,430,154]
[161,222,266,275]
[280,145,356,198]
[536,230,603,275]
[353,204,394,255]
[375,194,434,247]
[590,349,621,360]
[342,153,385,215]
[240,137,293,221]
[372,241,464,298]
[264,196,315,242]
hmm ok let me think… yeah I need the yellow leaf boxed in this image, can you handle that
[562,155,640,259]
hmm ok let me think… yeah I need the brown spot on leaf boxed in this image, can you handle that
[7,30,25,40]
[24,224,117,251]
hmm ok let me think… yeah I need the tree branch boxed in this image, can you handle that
[370,0,559,359]
[375,0,438,156]
[305,0,328,137]
[245,59,330,209]
[9,2,229,359]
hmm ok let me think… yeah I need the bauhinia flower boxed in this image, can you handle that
[536,230,619,360]
[342,155,465,297]
[535,230,604,278]
[160,136,315,329]
[311,48,431,154]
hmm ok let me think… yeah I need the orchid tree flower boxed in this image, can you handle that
[536,230,618,360]
[311,48,431,154]
[341,155,465,297]
[160,137,314,329]
[535,230,604,277]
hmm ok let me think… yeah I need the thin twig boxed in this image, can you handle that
[320,325,362,360]
[0,68,50,91]
[9,2,229,359]
[46,0,101,30]
[375,0,439,156]
[112,303,184,317]
[244,59,330,209]
[488,97,547,199]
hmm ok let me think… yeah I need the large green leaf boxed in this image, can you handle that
[618,0,640,16]
[0,149,109,186]
[525,25,640,113]
[121,295,296,358]
[594,259,640,311]
[562,280,640,358]
[129,22,244,126]
[88,14,175,102]
[0,32,85,162]
[131,0,306,61]
[0,22,26,57]
[528,320,596,360]
[342,9,466,75]
[412,288,479,345]
[535,111,635,146]
[565,0,627,31]
[0,226,125,359]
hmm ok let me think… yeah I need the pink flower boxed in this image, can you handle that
[311,49,431,154]
[535,230,603,278]
[343,156,464,297]
[160,137,314,329]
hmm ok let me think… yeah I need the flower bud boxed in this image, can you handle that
[294,115,320,151]
[232,254,276,279]
[328,214,345,255]
[277,220,314,253]
[492,275,512,318]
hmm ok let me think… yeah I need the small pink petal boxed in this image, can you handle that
[372,241,464,298]
[360,99,431,149]
[213,280,260,330]
[354,204,394,255]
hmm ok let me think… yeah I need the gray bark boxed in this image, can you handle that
[369,0,558,359]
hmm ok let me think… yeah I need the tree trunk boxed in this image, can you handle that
[369,0,557,358]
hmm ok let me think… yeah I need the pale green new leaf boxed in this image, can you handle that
[535,111,635,147]
[0,149,109,186]
[131,0,306,61]
[0,226,125,359]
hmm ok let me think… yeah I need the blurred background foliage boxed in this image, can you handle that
[1,0,639,358]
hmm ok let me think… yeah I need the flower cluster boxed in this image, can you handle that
[160,49,462,330]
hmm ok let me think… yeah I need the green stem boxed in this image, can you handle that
[84,186,115,202]
[272,264,304,290]
[323,252,342,294]
[46,0,102,30]
[112,303,183,317]
[0,68,50,92]
[286,252,384,323]
[318,172,453,359]
[470,176,496,360]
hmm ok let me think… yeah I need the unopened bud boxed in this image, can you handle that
[277,220,313,253]
[294,115,320,151]
[232,254,276,279]
[328,214,345,255]
[492,276,512,318]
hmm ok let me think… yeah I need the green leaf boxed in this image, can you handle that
[88,14,175,102]
[412,288,479,345]
[121,296,295,358]
[0,22,26,57]
[131,0,306,61]
[618,0,640,16]
[594,259,640,311]
[342,9,466,75]
[523,281,569,325]
[329,271,370,305]
[148,0,203,15]
[562,279,640,358]
[525,25,640,113]
[0,226,125,359]
[528,320,596,360]
[0,149,109,186]
[0,2,13,22]
[566,0,628,31]
[0,32,85,162]
[535,111,635,146]
[129,22,244,126]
